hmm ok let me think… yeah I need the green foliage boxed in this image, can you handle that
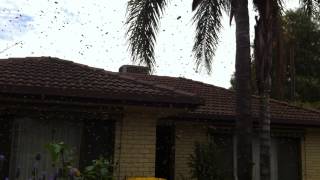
[43,142,113,180]
[45,142,80,179]
[282,8,320,106]
[45,142,74,166]
[290,100,320,110]
[45,142,75,170]
[230,8,320,109]
[189,141,230,180]
[82,157,113,180]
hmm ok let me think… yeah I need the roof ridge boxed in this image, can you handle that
[269,98,320,114]
[44,56,109,73]
[4,56,98,71]
[140,73,236,93]
[0,57,203,106]
[50,59,200,99]
[7,57,198,99]
[144,74,320,115]
[4,57,318,115]
[116,73,199,97]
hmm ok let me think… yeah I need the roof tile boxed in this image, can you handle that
[0,57,202,106]
[130,73,320,124]
[1,57,319,125]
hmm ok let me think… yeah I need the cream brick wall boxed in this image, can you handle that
[174,124,320,180]
[174,122,208,180]
[113,113,157,180]
[304,128,320,180]
[111,114,320,180]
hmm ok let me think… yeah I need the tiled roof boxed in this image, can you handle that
[0,57,202,107]
[129,73,320,125]
[1,57,319,125]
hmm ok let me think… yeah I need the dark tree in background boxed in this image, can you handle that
[230,7,320,109]
[252,2,319,179]
[282,8,320,108]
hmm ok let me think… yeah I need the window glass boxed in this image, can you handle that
[80,120,115,168]
[9,118,83,179]
[277,137,301,180]
[252,136,301,180]
[211,133,234,180]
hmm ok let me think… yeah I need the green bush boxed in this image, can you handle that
[24,142,113,180]
[82,157,113,180]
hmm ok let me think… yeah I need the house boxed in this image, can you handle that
[0,57,319,180]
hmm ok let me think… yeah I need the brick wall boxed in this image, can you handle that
[113,113,157,180]
[174,122,208,180]
[112,115,320,180]
[304,128,320,180]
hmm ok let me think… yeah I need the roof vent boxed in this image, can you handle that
[119,65,150,75]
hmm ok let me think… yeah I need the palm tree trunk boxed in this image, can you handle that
[234,0,252,180]
[260,82,271,180]
[259,1,273,180]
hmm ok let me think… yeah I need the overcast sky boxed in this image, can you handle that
[0,0,299,88]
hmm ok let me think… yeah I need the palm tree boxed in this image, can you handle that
[125,0,253,180]
[254,1,319,180]
[232,1,252,179]
[253,1,279,180]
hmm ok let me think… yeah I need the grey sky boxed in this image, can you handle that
[0,0,299,88]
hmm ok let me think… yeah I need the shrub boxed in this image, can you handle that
[14,142,113,180]
[82,157,113,180]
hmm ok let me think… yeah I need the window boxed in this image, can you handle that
[276,137,301,180]
[9,118,83,179]
[211,133,235,180]
[155,125,175,180]
[80,119,115,168]
[8,117,115,179]
[209,131,302,180]
[0,116,13,179]
[253,136,302,180]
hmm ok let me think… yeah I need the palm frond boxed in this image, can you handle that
[126,0,168,72]
[192,0,202,11]
[229,0,236,25]
[192,0,231,13]
[192,0,227,73]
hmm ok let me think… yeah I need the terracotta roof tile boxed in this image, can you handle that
[1,57,319,125]
[0,57,202,106]
[129,73,320,125]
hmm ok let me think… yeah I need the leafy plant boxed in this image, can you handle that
[82,157,113,180]
[11,141,113,180]
[45,142,79,179]
[45,142,74,167]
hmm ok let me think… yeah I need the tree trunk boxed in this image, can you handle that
[260,84,271,180]
[259,1,273,180]
[234,0,252,180]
